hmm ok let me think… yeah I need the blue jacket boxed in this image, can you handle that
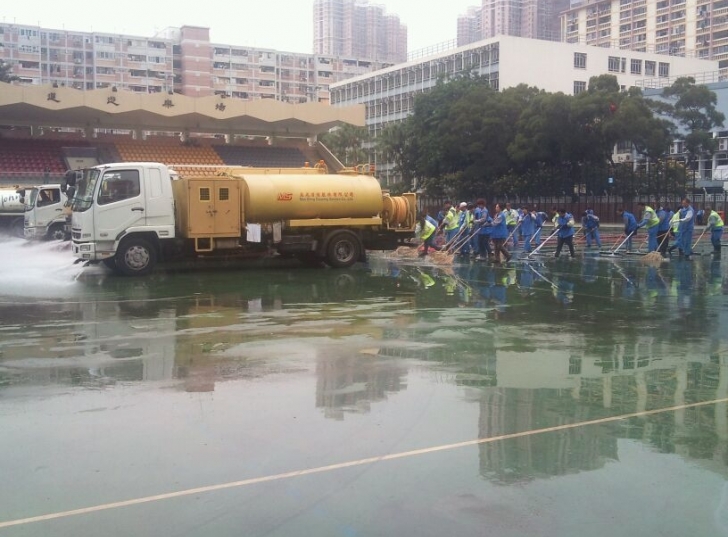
[556,213,575,238]
[479,215,493,235]
[622,211,637,234]
[535,211,549,228]
[656,209,670,232]
[491,212,508,239]
[520,212,536,235]
[426,215,439,228]
[582,210,600,230]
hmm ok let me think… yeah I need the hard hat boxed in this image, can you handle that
[459,202,467,208]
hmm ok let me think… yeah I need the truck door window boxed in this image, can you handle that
[218,187,229,201]
[199,188,211,202]
[37,189,60,207]
[98,170,141,205]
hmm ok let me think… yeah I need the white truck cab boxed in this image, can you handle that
[71,163,176,271]
[23,184,69,240]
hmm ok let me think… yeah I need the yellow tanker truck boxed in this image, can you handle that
[69,162,416,275]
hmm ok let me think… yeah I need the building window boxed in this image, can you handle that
[630,59,642,74]
[574,80,587,94]
[608,56,620,72]
[574,52,587,69]
[659,62,670,77]
[645,61,656,76]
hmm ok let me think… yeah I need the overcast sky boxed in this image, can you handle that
[3,1,477,55]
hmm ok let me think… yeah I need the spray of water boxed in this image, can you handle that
[0,237,88,298]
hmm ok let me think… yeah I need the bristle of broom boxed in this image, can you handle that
[640,251,665,267]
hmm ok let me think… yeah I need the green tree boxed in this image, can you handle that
[0,61,18,83]
[320,124,370,166]
[661,76,725,174]
[375,121,416,188]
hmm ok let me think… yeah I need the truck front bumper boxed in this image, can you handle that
[24,226,45,240]
[72,241,115,262]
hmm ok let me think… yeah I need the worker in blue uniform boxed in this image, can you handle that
[490,204,512,264]
[656,205,671,258]
[554,208,576,258]
[670,198,695,259]
[533,209,549,246]
[519,206,536,254]
[616,208,638,251]
[581,208,601,248]
[473,201,492,260]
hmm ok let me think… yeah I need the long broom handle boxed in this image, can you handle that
[441,224,468,251]
[612,230,635,254]
[693,226,709,250]
[450,227,482,255]
[528,228,560,257]
[504,221,522,245]
[656,231,670,252]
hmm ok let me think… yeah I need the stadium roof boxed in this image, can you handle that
[0,83,364,136]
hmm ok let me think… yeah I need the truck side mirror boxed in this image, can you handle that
[66,186,76,202]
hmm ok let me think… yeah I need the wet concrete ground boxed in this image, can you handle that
[1,237,727,536]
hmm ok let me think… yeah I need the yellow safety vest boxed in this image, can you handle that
[644,206,660,228]
[444,207,459,231]
[421,219,436,240]
[505,209,517,226]
[670,212,680,232]
[709,210,725,229]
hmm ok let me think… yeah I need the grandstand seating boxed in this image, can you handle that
[0,137,328,180]
[115,140,226,166]
[0,139,70,174]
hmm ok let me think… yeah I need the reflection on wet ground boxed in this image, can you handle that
[1,237,728,536]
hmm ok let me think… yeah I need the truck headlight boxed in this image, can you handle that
[80,244,91,252]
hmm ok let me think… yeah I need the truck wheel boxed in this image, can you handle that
[115,238,157,276]
[325,232,361,268]
[47,224,66,241]
[102,257,122,274]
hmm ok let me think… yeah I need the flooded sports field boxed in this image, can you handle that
[1,237,727,537]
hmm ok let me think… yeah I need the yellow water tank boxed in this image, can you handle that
[241,174,384,222]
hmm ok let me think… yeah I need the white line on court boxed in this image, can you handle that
[2,397,727,530]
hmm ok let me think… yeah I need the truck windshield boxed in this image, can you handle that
[72,169,100,212]
[24,188,39,212]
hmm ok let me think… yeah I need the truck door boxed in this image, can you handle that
[36,187,64,225]
[94,167,146,242]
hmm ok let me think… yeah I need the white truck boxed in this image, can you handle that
[0,187,27,237]
[70,162,416,276]
[23,184,70,240]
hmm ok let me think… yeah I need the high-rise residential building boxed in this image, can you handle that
[561,0,727,72]
[457,0,569,46]
[0,22,392,104]
[313,0,407,63]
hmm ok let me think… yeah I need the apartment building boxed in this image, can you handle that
[562,0,728,72]
[330,35,718,184]
[313,0,408,63]
[457,0,569,46]
[0,23,392,104]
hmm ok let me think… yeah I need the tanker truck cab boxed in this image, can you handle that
[72,163,176,274]
[23,184,69,240]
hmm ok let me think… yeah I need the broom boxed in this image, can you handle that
[641,233,670,266]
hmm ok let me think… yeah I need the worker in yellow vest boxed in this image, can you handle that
[417,213,439,257]
[636,202,661,252]
[705,205,724,256]
[504,202,519,249]
[437,201,460,244]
